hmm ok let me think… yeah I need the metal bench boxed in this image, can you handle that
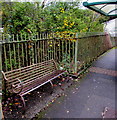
[2,59,68,108]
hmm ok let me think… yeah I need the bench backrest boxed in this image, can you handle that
[2,59,57,93]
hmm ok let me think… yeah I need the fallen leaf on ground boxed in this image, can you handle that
[15,103,20,105]
[67,110,69,113]
[74,79,78,82]
[53,84,57,87]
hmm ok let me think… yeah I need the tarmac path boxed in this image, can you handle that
[40,48,117,118]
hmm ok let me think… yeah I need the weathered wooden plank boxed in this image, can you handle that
[3,59,63,94]
[5,59,55,75]
[6,69,54,87]
[6,65,55,81]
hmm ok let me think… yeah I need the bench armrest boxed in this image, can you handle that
[1,71,8,81]
[12,78,23,94]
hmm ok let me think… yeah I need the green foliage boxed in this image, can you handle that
[58,53,75,73]
[2,2,107,35]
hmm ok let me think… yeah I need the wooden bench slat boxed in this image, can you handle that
[19,70,66,96]
[2,59,68,109]
[8,70,65,93]
[6,65,55,81]
[22,70,64,88]
[5,61,56,78]
[5,59,55,75]
[2,59,68,104]
[5,60,54,75]
[6,70,54,90]
[3,60,58,91]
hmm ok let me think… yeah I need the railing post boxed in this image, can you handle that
[74,33,78,73]
[0,36,3,119]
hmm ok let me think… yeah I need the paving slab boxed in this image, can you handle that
[36,48,117,118]
[92,48,117,71]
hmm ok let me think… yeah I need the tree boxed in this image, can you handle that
[2,2,107,35]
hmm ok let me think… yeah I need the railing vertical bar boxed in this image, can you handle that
[44,33,46,61]
[49,40,54,59]
[21,34,24,66]
[59,39,60,61]
[3,44,7,71]
[1,33,3,41]
[62,39,64,60]
[47,33,49,61]
[48,40,49,60]
[75,33,78,73]
[66,39,67,58]
[3,34,7,71]
[37,32,40,62]
[51,32,55,59]
[28,34,31,65]
[37,40,40,63]
[46,39,48,60]
[40,33,42,62]
[54,39,59,61]
[75,40,78,73]
[25,34,28,66]
[30,34,34,64]
[69,38,71,72]
[48,39,50,60]
[73,40,75,73]
[35,33,38,63]
[37,33,39,63]
[54,39,55,60]
[8,35,12,70]
[12,34,17,69]
[35,34,37,64]
[43,39,44,61]
[17,34,20,68]
[55,39,57,60]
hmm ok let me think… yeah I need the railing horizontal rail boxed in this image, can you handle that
[1,32,113,73]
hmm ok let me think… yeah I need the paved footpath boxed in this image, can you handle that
[40,48,117,118]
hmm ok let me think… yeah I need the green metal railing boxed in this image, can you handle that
[1,32,112,74]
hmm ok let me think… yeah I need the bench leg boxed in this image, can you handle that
[64,76,73,82]
[49,81,53,87]
[20,95,26,108]
[13,94,26,113]
[18,95,26,114]
[49,81,54,94]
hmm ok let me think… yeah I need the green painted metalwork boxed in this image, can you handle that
[75,33,78,73]
[1,32,112,73]
[83,0,117,17]
[83,0,117,6]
